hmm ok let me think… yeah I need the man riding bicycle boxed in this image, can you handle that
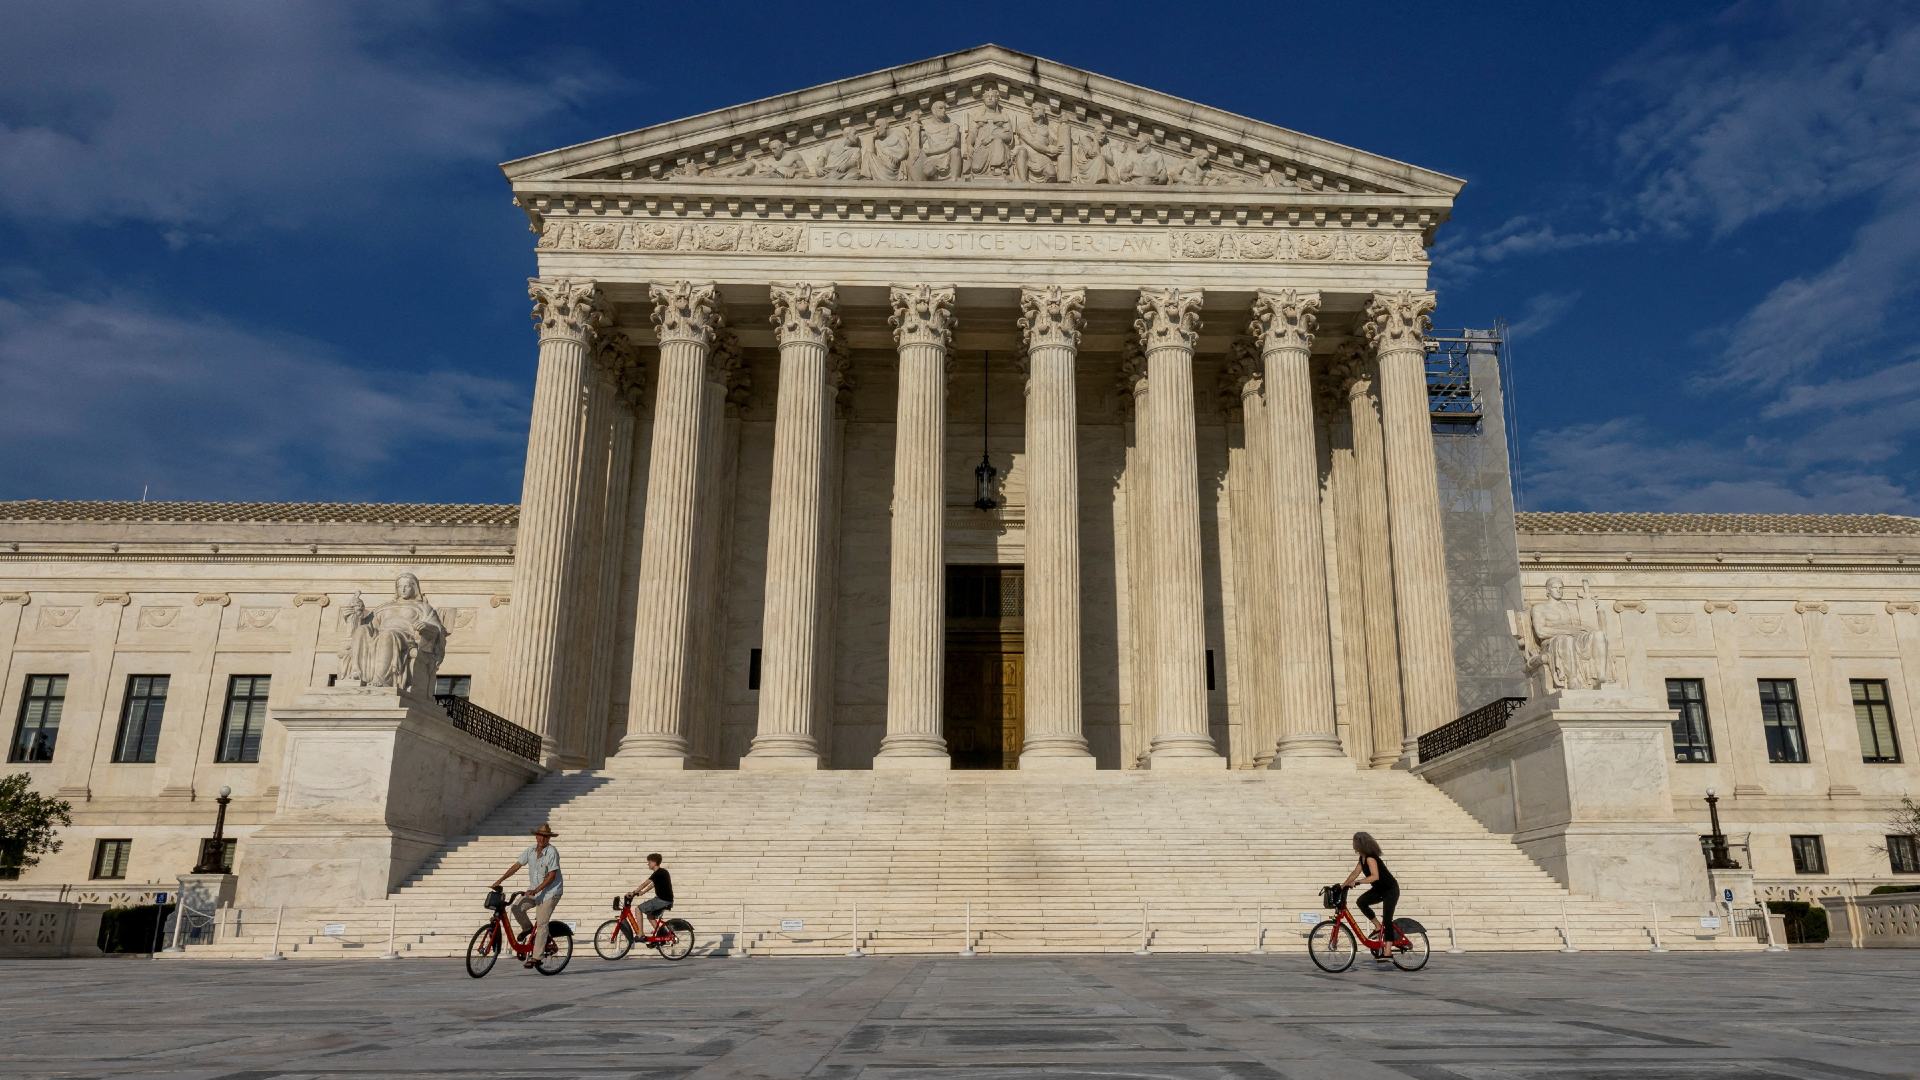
[624,853,673,923]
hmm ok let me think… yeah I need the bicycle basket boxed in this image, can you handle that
[611,896,625,911]
[483,890,507,912]
[1320,885,1344,909]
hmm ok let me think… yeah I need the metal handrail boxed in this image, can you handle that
[435,695,541,762]
[1418,697,1527,762]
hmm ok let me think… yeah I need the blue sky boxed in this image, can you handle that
[2,1,1917,512]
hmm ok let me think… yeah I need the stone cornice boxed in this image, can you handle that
[1520,553,1920,576]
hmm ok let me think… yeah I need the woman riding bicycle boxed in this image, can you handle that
[1341,831,1399,960]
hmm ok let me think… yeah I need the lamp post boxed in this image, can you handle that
[193,785,233,874]
[1704,787,1739,870]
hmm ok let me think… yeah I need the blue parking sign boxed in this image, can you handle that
[1721,889,1733,904]
[155,893,168,903]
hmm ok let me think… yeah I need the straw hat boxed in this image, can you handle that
[530,823,558,838]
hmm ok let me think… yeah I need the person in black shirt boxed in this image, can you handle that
[1341,831,1399,960]
[625,853,674,925]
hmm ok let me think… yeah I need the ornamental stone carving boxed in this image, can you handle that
[1216,337,1262,418]
[528,278,611,344]
[1135,288,1203,351]
[1115,338,1149,415]
[1249,289,1321,352]
[965,88,1016,179]
[649,281,725,347]
[769,283,840,347]
[1363,290,1436,352]
[593,329,643,385]
[335,572,446,696]
[1511,577,1615,693]
[863,117,912,180]
[914,101,963,181]
[1017,286,1086,353]
[888,284,957,348]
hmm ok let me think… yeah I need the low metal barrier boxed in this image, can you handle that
[435,695,542,763]
[1417,697,1527,762]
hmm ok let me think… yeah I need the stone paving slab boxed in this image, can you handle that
[1,952,1915,1078]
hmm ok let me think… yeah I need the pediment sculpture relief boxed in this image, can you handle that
[649,91,1306,190]
[1509,577,1617,693]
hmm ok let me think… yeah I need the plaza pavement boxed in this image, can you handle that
[5,951,1916,1078]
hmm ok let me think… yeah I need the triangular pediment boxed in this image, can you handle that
[503,45,1463,202]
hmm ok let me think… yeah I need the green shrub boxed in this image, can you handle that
[1765,900,1830,944]
[97,903,175,953]
[1869,884,1920,895]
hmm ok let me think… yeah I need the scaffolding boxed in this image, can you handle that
[1423,321,1506,435]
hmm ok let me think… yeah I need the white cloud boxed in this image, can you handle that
[0,2,615,233]
[1506,290,1582,340]
[0,292,528,499]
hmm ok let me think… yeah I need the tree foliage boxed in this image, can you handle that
[1870,795,1920,854]
[0,772,73,874]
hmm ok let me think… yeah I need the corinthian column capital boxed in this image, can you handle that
[1018,286,1087,352]
[649,281,726,347]
[593,329,642,382]
[1249,288,1321,353]
[1362,289,1436,352]
[769,282,839,347]
[1134,287,1203,351]
[529,278,611,344]
[888,284,957,348]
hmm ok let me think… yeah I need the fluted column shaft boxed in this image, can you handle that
[1253,291,1344,765]
[500,278,609,762]
[745,283,839,768]
[1346,359,1407,767]
[1136,288,1222,767]
[1222,342,1280,766]
[582,362,641,765]
[877,285,955,766]
[1019,286,1094,767]
[617,282,725,767]
[1120,348,1156,766]
[1367,290,1458,755]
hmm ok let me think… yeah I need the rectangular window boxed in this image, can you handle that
[91,839,132,880]
[1789,834,1827,875]
[0,837,25,880]
[1852,679,1901,763]
[215,675,270,763]
[1890,835,1920,875]
[8,674,67,763]
[433,674,471,699]
[1758,679,1808,764]
[1665,679,1715,763]
[112,675,170,763]
[197,837,237,874]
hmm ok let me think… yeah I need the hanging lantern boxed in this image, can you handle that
[974,350,998,510]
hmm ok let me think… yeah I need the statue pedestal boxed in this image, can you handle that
[1414,691,1709,904]
[237,687,542,911]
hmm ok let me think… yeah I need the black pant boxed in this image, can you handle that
[1357,884,1398,934]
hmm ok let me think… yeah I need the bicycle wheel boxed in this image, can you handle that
[654,919,695,961]
[1390,925,1431,972]
[465,924,500,979]
[1307,919,1356,973]
[594,919,632,960]
[536,930,574,976]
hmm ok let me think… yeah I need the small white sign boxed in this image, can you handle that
[1299,912,1320,925]
[780,918,804,932]
[323,922,347,937]
[1698,917,1723,930]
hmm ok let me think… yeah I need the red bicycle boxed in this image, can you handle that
[1307,884,1430,972]
[466,886,575,977]
[594,894,696,961]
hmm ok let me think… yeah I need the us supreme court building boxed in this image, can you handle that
[4,48,1918,940]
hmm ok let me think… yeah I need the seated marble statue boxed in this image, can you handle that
[337,572,447,696]
[1526,576,1612,691]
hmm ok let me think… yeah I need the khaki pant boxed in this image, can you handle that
[510,892,559,960]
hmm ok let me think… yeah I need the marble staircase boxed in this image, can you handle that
[178,768,1761,958]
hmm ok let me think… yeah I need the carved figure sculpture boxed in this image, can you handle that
[964,88,1015,179]
[1069,126,1110,184]
[913,102,962,181]
[1012,102,1064,182]
[817,132,863,179]
[1522,577,1614,691]
[758,138,812,179]
[1120,139,1171,185]
[1171,148,1213,186]
[863,117,911,181]
[336,573,447,696]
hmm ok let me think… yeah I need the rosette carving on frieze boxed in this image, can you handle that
[1249,289,1321,353]
[1362,290,1436,353]
[769,283,840,348]
[649,281,726,348]
[888,284,957,349]
[529,278,611,344]
[1017,286,1087,354]
[1134,288,1203,351]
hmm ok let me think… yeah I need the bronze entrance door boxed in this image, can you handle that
[943,565,1024,770]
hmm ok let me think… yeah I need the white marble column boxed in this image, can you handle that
[1252,290,1346,766]
[581,344,643,765]
[1118,344,1157,766]
[1221,340,1280,766]
[1135,288,1224,768]
[1342,354,1407,767]
[498,278,610,762]
[616,281,726,768]
[1366,290,1458,756]
[744,283,839,770]
[1018,286,1096,768]
[877,285,955,768]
